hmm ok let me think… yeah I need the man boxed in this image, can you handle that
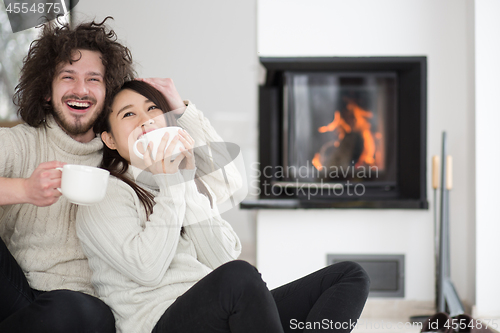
[0,18,134,332]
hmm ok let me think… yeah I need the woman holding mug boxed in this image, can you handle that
[76,79,370,333]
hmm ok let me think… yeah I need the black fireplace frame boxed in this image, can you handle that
[242,56,428,209]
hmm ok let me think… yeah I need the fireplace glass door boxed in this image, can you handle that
[283,71,398,186]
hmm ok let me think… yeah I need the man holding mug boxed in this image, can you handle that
[0,18,133,332]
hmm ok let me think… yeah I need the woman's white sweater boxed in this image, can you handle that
[77,168,241,333]
[76,103,242,333]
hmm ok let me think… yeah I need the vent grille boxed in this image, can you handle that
[327,254,405,297]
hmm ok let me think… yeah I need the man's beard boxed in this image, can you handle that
[51,101,101,136]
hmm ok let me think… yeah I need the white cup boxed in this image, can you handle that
[56,164,110,205]
[133,126,184,161]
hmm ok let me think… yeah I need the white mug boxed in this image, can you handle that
[56,164,110,205]
[133,126,185,161]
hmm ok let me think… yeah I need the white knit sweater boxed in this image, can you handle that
[76,167,241,333]
[0,116,103,294]
[75,101,242,333]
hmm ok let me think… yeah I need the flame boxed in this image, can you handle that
[347,100,375,166]
[318,110,352,134]
[314,100,380,170]
[312,153,323,170]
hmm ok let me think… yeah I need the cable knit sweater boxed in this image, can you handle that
[0,101,240,298]
[76,167,241,333]
[0,115,103,294]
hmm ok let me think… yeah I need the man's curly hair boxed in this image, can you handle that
[13,17,135,130]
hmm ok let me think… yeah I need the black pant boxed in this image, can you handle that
[153,260,370,333]
[0,237,115,333]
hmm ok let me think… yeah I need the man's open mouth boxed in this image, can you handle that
[66,100,92,111]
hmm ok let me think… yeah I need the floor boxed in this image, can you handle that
[351,300,430,333]
[351,300,500,333]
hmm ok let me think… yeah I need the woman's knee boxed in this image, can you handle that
[331,261,371,291]
[214,260,268,293]
[216,260,259,279]
[35,290,115,332]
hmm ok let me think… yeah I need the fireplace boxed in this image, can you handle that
[243,57,427,209]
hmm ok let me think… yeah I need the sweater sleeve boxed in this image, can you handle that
[180,169,241,270]
[177,101,242,205]
[0,128,20,179]
[76,172,186,287]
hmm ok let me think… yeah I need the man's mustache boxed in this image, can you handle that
[63,95,97,104]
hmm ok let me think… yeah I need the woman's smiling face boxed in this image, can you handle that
[101,88,166,164]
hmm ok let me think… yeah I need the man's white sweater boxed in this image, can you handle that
[0,115,103,294]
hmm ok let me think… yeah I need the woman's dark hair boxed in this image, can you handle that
[95,80,213,219]
[14,17,135,129]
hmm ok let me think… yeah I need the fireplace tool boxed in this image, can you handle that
[432,154,440,311]
[411,132,464,324]
[436,131,465,316]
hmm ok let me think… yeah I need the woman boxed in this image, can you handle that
[76,79,370,333]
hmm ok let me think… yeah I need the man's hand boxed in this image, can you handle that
[136,78,186,112]
[23,161,66,207]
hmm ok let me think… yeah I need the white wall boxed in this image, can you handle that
[73,0,259,262]
[474,0,500,318]
[257,0,475,306]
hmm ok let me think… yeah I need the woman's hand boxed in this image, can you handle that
[144,133,185,175]
[136,78,185,112]
[178,129,195,170]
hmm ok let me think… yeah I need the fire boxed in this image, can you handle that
[312,153,322,170]
[347,100,375,166]
[314,100,380,170]
[318,111,352,149]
